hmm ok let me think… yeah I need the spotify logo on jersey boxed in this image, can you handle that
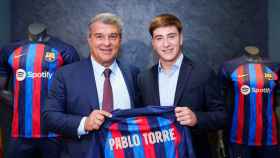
[240,85,250,95]
[16,69,26,81]
[15,69,53,81]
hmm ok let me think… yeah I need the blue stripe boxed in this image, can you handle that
[24,44,37,137]
[265,67,275,145]
[126,118,145,158]
[248,64,257,145]
[104,132,115,158]
[8,51,15,67]
[47,48,59,89]
[156,117,175,158]
[47,48,60,138]
[230,70,239,142]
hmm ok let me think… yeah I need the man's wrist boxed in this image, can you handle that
[77,117,88,137]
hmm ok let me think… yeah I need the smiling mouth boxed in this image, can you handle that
[162,49,173,53]
[100,48,112,52]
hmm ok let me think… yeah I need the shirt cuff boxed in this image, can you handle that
[77,117,88,137]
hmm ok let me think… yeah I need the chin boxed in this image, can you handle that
[162,55,177,61]
[101,57,113,62]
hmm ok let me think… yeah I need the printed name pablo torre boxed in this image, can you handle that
[108,128,176,150]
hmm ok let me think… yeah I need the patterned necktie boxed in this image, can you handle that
[102,68,113,112]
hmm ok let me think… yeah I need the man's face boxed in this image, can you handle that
[152,26,183,65]
[88,21,121,67]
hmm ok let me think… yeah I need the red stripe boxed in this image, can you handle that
[11,47,22,138]
[254,64,263,145]
[171,124,181,158]
[110,123,125,157]
[271,93,278,144]
[57,53,64,67]
[236,66,245,144]
[135,116,156,158]
[31,44,44,137]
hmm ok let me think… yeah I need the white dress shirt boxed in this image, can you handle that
[158,53,183,106]
[78,57,131,136]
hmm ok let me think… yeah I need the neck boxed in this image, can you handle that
[244,53,262,62]
[159,53,182,71]
[91,55,114,68]
[159,60,175,71]
[28,32,49,42]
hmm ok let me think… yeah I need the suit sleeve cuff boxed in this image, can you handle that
[77,117,88,137]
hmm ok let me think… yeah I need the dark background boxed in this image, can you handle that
[2,0,273,70]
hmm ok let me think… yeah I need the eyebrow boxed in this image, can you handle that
[93,32,119,36]
[153,32,178,38]
[167,33,178,36]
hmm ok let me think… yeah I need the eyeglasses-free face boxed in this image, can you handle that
[88,21,121,67]
[152,26,183,68]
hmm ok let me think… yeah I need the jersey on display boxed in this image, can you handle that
[221,56,280,146]
[91,106,195,158]
[0,42,79,138]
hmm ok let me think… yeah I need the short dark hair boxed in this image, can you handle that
[149,13,182,37]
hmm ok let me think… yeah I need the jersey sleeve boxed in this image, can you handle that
[0,40,26,78]
[61,45,80,65]
[275,65,280,100]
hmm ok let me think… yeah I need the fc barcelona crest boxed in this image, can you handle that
[264,73,273,80]
[45,52,56,62]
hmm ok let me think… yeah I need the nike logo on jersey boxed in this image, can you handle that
[238,74,248,78]
[14,54,26,58]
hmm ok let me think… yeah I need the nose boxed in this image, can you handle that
[103,37,111,46]
[163,38,170,48]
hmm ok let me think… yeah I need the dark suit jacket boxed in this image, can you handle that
[137,55,226,158]
[43,57,139,158]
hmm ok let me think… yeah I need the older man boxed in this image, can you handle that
[43,13,139,158]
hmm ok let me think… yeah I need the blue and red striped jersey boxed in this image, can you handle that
[0,42,79,138]
[220,56,280,146]
[89,106,195,158]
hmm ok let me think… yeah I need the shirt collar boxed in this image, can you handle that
[91,56,118,77]
[158,53,183,73]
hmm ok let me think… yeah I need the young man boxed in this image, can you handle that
[137,13,226,158]
[43,13,139,158]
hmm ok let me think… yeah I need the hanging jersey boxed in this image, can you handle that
[0,42,79,138]
[221,56,280,146]
[91,106,195,158]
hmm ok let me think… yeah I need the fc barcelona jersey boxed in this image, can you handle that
[221,56,280,146]
[0,42,79,138]
[90,106,195,158]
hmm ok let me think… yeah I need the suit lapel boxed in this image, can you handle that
[118,61,135,107]
[151,65,161,105]
[174,56,193,106]
[84,58,99,109]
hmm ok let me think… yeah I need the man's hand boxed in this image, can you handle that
[84,110,112,132]
[175,107,197,127]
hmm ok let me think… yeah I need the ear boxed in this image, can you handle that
[151,36,156,48]
[87,34,92,49]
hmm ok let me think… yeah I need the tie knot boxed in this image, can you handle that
[104,68,111,78]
